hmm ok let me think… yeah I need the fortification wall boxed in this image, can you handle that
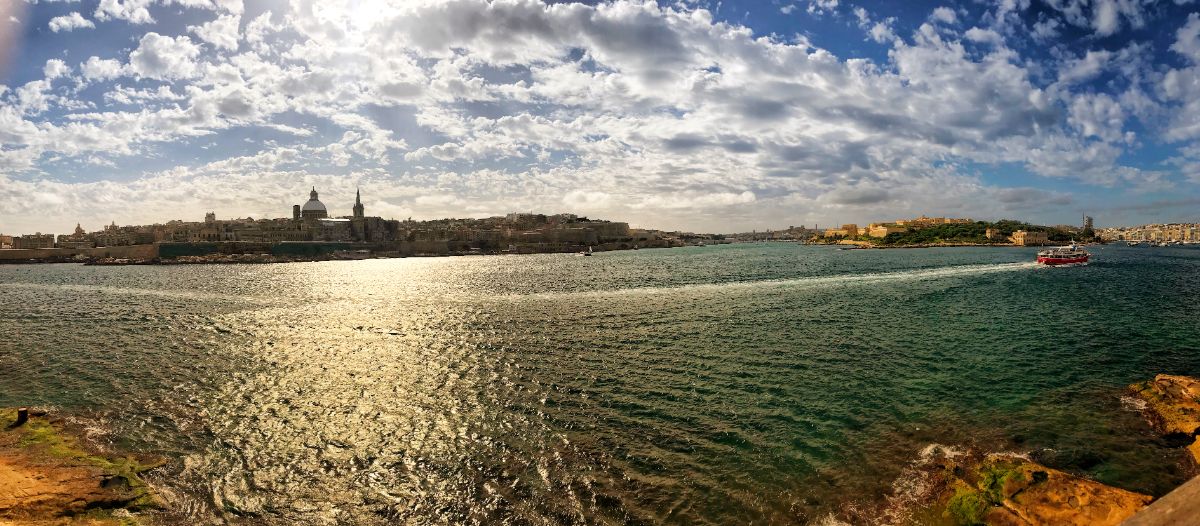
[0,248,82,261]
[0,244,158,262]
[86,244,158,259]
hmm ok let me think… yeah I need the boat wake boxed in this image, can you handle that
[510,262,1040,301]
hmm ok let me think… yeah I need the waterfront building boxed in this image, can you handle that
[93,222,154,247]
[1011,230,1048,246]
[1098,223,1200,242]
[824,224,858,238]
[13,233,55,249]
[0,234,11,249]
[57,223,94,249]
[868,224,907,238]
[893,215,972,227]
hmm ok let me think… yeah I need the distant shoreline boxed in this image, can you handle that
[811,241,1062,249]
[0,242,700,266]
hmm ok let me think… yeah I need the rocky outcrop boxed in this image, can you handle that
[0,408,163,525]
[874,447,1151,526]
[1128,375,1200,465]
[971,455,1151,525]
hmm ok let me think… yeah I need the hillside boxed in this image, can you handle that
[876,220,1085,246]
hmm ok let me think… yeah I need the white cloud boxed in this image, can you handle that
[81,56,125,81]
[931,6,957,25]
[806,0,838,16]
[1171,13,1200,63]
[43,59,70,79]
[129,33,201,80]
[1068,93,1126,142]
[1057,49,1112,85]
[94,0,155,24]
[189,13,240,51]
[868,21,897,43]
[964,27,1003,46]
[1041,0,1150,37]
[48,12,95,32]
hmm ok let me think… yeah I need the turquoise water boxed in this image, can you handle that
[1,244,1198,524]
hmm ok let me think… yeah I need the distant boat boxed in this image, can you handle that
[580,246,593,256]
[1037,242,1089,266]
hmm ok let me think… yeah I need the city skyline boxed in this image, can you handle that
[4,1,1200,234]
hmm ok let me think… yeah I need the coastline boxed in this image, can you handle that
[841,374,1200,525]
[0,241,716,266]
[811,241,1106,249]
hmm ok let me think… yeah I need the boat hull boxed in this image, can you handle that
[1037,255,1089,265]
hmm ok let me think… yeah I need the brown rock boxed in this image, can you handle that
[1129,374,1200,464]
[984,455,1151,526]
[933,454,1150,526]
[0,408,161,525]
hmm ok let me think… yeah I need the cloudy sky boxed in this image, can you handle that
[1,0,1199,234]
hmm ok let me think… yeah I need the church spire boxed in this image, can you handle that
[353,186,365,219]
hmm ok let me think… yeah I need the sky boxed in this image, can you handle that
[1,0,1200,235]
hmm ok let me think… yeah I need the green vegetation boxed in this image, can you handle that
[870,219,1094,246]
[945,484,989,525]
[979,461,1025,503]
[2,408,164,522]
[940,459,1030,525]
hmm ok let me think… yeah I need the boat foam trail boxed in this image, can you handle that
[512,262,1041,301]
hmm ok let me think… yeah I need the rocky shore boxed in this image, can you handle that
[0,408,164,525]
[1128,375,1200,466]
[841,374,1200,525]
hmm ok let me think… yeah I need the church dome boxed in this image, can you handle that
[300,187,328,218]
[301,199,327,212]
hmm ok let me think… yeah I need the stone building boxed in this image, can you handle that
[1011,230,1048,246]
[824,224,858,238]
[57,223,94,249]
[868,224,907,237]
[14,233,55,249]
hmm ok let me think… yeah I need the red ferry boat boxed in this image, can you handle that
[1037,243,1090,266]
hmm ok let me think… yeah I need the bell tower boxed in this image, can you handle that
[353,187,365,219]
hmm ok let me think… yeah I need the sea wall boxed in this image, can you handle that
[0,244,158,262]
[87,244,158,260]
[0,248,80,261]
